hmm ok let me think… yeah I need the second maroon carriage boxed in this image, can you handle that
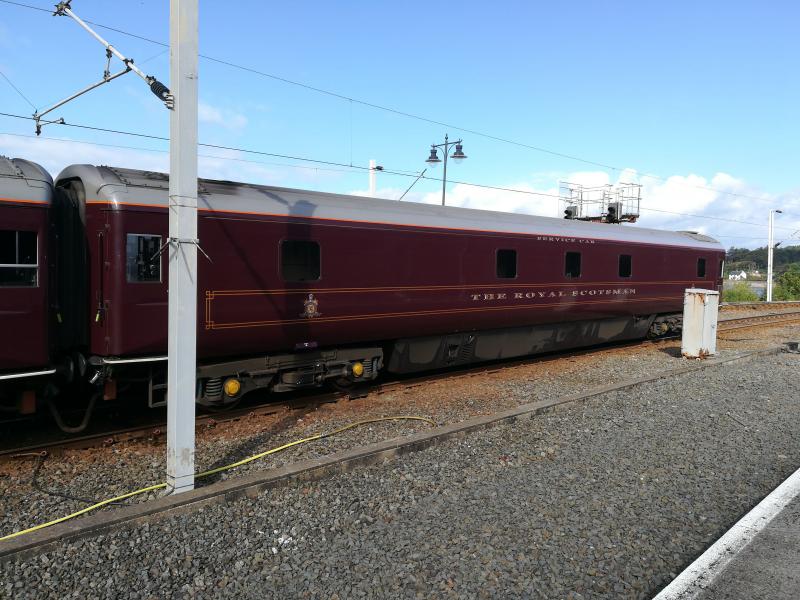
[53,165,723,404]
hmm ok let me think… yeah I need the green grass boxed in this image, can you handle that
[723,282,760,303]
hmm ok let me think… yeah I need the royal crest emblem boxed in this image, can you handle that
[301,293,321,318]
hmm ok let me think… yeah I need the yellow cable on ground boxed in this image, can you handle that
[0,415,436,543]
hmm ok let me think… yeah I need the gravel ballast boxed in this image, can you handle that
[3,343,800,598]
[2,323,797,543]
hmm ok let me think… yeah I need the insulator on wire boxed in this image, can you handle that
[149,79,171,101]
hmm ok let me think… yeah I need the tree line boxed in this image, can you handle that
[726,245,800,270]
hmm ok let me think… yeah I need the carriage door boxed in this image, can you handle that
[92,221,111,355]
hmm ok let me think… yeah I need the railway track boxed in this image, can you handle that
[0,394,342,458]
[718,309,800,330]
[3,309,799,458]
[720,301,800,310]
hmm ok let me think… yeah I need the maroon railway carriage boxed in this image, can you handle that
[44,164,723,407]
[0,158,57,412]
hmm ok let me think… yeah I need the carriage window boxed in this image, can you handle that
[282,240,320,282]
[697,258,706,278]
[619,254,632,278]
[565,252,581,278]
[126,234,162,283]
[496,249,517,278]
[0,230,37,287]
[719,259,724,277]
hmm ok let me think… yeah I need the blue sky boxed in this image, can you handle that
[1,0,799,248]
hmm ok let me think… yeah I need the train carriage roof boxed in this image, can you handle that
[0,157,53,204]
[56,164,723,251]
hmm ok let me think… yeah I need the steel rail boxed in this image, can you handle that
[0,395,336,458]
[718,311,800,331]
[720,301,800,310]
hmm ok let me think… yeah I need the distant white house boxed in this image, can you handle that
[728,270,749,281]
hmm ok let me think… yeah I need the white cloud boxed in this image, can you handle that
[198,101,247,131]
[640,174,718,218]
[629,171,798,248]
[351,168,800,249]
[561,170,612,188]
[423,181,561,217]
[350,175,560,216]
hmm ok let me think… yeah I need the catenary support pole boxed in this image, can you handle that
[369,159,376,196]
[766,209,781,303]
[767,211,774,302]
[166,0,199,494]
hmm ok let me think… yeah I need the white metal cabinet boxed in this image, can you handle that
[681,288,719,358]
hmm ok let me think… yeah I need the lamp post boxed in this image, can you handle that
[767,208,783,302]
[425,133,467,206]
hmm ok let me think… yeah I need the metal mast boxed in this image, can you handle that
[369,159,377,196]
[766,209,782,303]
[166,0,199,494]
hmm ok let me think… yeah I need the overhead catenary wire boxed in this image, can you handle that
[0,67,38,111]
[713,234,795,241]
[0,0,615,171]
[1,110,796,233]
[0,111,557,199]
[0,130,377,176]
[0,415,436,543]
[0,0,786,205]
[3,124,798,238]
[0,111,389,170]
[628,206,790,229]
[10,127,795,241]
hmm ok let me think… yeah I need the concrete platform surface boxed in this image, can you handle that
[694,494,800,600]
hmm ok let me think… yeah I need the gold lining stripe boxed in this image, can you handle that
[207,295,680,330]
[206,281,704,297]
